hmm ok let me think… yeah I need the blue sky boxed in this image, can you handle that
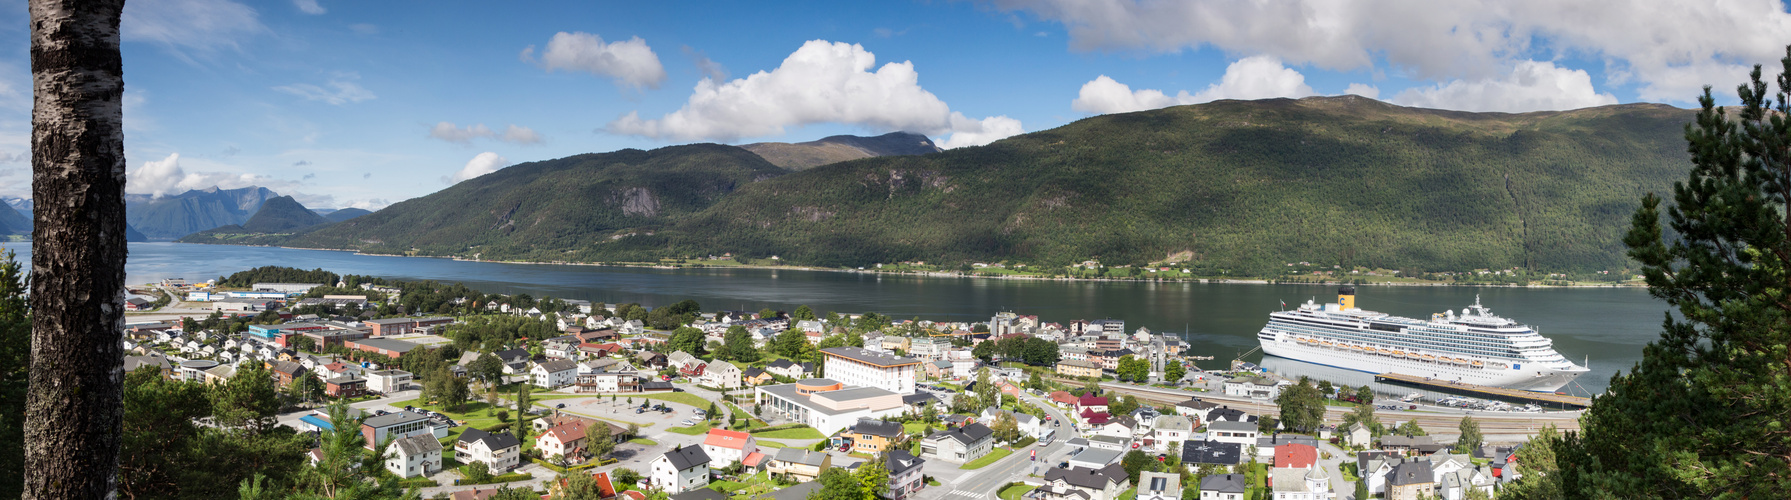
[0,0,1787,209]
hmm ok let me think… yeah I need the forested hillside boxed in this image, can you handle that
[280,143,786,257]
[220,96,1697,274]
[664,96,1693,273]
[125,186,278,239]
[742,131,943,170]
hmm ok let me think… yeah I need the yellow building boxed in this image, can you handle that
[1056,359,1102,378]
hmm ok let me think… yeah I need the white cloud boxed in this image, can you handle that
[938,114,1025,149]
[524,32,667,89]
[683,46,729,82]
[500,125,543,144]
[1071,56,1313,114]
[444,152,509,184]
[428,122,542,145]
[126,153,278,197]
[1391,60,1618,112]
[274,72,375,105]
[123,0,265,56]
[293,0,325,15]
[987,0,1791,103]
[607,40,1023,148]
[1345,83,1380,99]
[345,199,389,210]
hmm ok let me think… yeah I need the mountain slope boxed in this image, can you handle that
[658,96,1694,272]
[241,196,330,233]
[280,143,785,258]
[322,208,371,223]
[741,131,942,170]
[125,186,279,239]
[0,205,28,236]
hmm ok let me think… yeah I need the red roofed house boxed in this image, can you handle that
[581,342,624,357]
[679,362,707,378]
[1049,391,1077,407]
[1080,408,1111,426]
[997,380,1021,397]
[1274,443,1318,470]
[537,419,591,463]
[741,450,769,473]
[551,471,617,499]
[700,428,757,468]
[1076,393,1110,415]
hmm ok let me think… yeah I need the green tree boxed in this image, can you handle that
[552,470,607,500]
[1394,419,1426,437]
[759,308,778,320]
[667,327,706,355]
[775,328,808,358]
[1354,479,1369,500]
[793,305,816,322]
[514,385,533,444]
[724,325,759,362]
[210,363,282,432]
[975,368,999,409]
[1120,450,1154,484]
[1338,401,1380,437]
[813,467,865,500]
[589,421,615,460]
[1355,386,1374,405]
[1571,59,1791,497]
[1455,415,1482,454]
[1164,362,1186,384]
[1273,378,1324,433]
[1499,425,1564,500]
[1110,395,1141,416]
[1027,372,1045,392]
[470,353,505,384]
[855,455,889,500]
[990,413,1021,444]
[972,341,994,363]
[0,251,28,498]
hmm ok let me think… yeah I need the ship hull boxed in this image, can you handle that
[1259,331,1581,392]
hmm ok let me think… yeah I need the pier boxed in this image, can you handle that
[1374,372,1593,409]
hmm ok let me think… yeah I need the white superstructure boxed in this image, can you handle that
[1257,287,1587,392]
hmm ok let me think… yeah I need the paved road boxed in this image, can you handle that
[914,389,1076,500]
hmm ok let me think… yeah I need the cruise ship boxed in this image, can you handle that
[1256,287,1588,392]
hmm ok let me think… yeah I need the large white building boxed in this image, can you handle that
[821,347,920,395]
[754,379,910,436]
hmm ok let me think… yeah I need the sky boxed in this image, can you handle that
[1,0,1789,209]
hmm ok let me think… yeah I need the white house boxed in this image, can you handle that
[1154,414,1194,444]
[700,428,757,468]
[532,359,579,389]
[365,369,413,393]
[454,428,521,472]
[385,434,442,479]
[702,362,743,390]
[1205,421,1260,446]
[650,445,712,493]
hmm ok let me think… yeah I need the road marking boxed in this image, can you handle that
[947,489,983,498]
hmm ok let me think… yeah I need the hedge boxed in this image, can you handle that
[749,423,812,434]
[531,458,600,474]
[1013,437,1037,448]
[456,472,534,485]
[395,478,439,488]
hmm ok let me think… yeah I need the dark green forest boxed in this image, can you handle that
[239,97,1694,274]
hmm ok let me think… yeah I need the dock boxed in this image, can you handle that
[1374,373,1593,409]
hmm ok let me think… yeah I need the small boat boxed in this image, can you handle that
[1471,360,1484,367]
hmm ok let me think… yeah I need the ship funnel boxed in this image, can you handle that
[1338,286,1356,310]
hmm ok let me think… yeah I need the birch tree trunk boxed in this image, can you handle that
[26,1,128,499]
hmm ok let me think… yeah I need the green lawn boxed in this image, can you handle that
[1116,487,1137,500]
[755,440,789,449]
[1340,463,1360,483]
[960,448,1014,470]
[667,423,714,435]
[999,484,1036,500]
[903,422,936,434]
[389,398,538,445]
[629,438,658,445]
[752,427,825,440]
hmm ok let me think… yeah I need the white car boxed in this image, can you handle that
[681,419,695,426]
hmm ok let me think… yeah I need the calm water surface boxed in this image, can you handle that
[0,242,1667,394]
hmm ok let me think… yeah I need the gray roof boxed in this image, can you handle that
[363,411,431,429]
[662,444,712,470]
[757,384,886,417]
[1199,473,1248,494]
[772,447,829,467]
[1046,464,1127,491]
[852,418,904,438]
[885,449,924,475]
[821,347,920,367]
[351,338,420,353]
[1390,461,1434,486]
[365,318,416,325]
[393,433,442,456]
[1069,448,1123,467]
[1181,441,1246,466]
[671,488,726,500]
[767,482,820,500]
[1207,420,1258,433]
[926,423,993,446]
[817,386,898,402]
[458,427,521,451]
[535,359,578,373]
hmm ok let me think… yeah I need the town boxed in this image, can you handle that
[104,267,1563,500]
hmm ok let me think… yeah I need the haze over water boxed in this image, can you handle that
[2,242,1664,394]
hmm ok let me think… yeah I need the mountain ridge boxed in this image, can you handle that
[126,186,280,239]
[206,97,1698,273]
[741,131,942,170]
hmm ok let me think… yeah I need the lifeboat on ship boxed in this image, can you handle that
[1471,360,1485,367]
[1420,354,1437,361]
[1377,348,1393,355]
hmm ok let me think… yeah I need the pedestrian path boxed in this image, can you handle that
[944,488,984,498]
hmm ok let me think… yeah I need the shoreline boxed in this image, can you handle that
[147,240,1647,289]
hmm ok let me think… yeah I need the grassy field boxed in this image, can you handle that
[1116,487,1136,500]
[637,392,715,409]
[751,427,825,440]
[903,422,938,435]
[960,448,1014,470]
[629,438,658,445]
[754,440,791,449]
[390,398,538,445]
[998,485,1035,500]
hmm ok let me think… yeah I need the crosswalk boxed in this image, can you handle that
[945,489,984,498]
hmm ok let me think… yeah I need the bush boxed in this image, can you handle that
[459,462,492,483]
[395,478,439,488]
[750,423,812,434]
[1013,437,1037,448]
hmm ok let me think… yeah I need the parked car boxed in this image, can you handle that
[556,403,566,409]
[680,419,695,426]
[636,409,645,414]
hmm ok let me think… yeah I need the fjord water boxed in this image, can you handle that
[2,242,1663,394]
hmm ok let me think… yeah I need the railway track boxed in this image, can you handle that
[1047,375,1582,435]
